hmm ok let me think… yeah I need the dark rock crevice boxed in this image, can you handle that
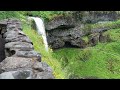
[0,35,5,62]
[5,48,16,57]
[0,20,7,62]
[64,41,81,48]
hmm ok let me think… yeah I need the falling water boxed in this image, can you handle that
[28,17,49,52]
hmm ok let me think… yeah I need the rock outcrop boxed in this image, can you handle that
[45,16,75,30]
[72,11,120,24]
[0,19,54,79]
[45,16,111,49]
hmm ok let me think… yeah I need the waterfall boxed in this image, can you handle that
[28,17,49,52]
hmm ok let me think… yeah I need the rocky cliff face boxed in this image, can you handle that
[72,11,120,23]
[45,12,113,49]
[0,19,54,79]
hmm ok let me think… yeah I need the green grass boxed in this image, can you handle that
[2,11,120,79]
[22,18,120,79]
[82,20,120,34]
[22,23,65,79]
[52,28,120,79]
[82,36,89,44]
[21,13,120,79]
[0,11,26,20]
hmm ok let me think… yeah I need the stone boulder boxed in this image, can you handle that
[88,32,111,46]
[0,57,54,79]
[71,38,86,48]
[0,57,38,71]
[12,50,41,62]
[4,30,32,44]
[51,38,65,49]
[88,33,100,46]
[46,22,85,49]
[45,16,75,30]
[99,32,111,43]
[91,28,109,34]
[5,42,34,51]
[0,70,32,79]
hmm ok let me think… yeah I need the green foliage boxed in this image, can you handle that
[53,28,120,79]
[25,11,65,21]
[82,36,89,44]
[21,11,120,79]
[104,29,120,42]
[22,23,65,79]
[0,11,66,21]
[0,11,25,20]
[1,11,120,79]
[81,20,120,34]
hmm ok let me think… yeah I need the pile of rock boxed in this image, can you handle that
[0,19,54,79]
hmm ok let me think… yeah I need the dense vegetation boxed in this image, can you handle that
[22,23,65,79]
[1,11,120,79]
[53,28,120,78]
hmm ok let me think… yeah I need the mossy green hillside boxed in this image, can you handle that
[22,23,65,79]
[22,17,120,79]
[53,28,120,79]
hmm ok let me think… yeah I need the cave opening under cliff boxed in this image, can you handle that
[64,41,80,48]
[0,28,6,62]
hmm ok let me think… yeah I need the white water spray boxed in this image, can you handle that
[28,17,49,52]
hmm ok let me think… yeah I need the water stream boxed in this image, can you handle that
[28,17,49,52]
